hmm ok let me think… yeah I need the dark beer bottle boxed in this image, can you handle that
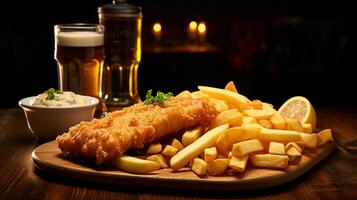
[98,0,142,111]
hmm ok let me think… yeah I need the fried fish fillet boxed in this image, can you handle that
[56,93,218,164]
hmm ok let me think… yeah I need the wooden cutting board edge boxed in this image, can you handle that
[32,141,334,191]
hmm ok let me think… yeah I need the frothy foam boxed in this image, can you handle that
[56,31,103,47]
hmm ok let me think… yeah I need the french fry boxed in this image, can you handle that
[285,142,303,153]
[232,139,264,157]
[215,128,240,155]
[210,109,243,128]
[242,122,301,142]
[198,86,250,107]
[224,81,238,93]
[242,116,257,124]
[110,155,160,174]
[229,155,249,172]
[258,119,274,129]
[161,145,179,157]
[250,154,289,169]
[192,158,208,176]
[299,133,318,148]
[215,127,260,155]
[170,124,229,170]
[317,129,333,146]
[269,142,286,155]
[262,103,277,112]
[204,147,217,162]
[240,102,253,111]
[171,138,184,151]
[270,112,287,130]
[302,123,313,133]
[147,154,169,168]
[146,143,162,154]
[243,109,276,120]
[252,100,263,110]
[286,118,304,132]
[285,143,302,164]
[259,128,302,142]
[182,126,204,147]
[190,91,208,99]
[241,123,264,129]
[207,159,229,175]
[209,98,230,113]
[263,102,274,108]
[286,145,302,157]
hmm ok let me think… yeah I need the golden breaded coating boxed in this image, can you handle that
[56,94,217,164]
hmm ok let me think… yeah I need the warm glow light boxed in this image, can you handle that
[198,22,206,33]
[189,21,197,30]
[153,23,162,33]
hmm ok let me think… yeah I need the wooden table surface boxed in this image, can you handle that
[0,108,356,200]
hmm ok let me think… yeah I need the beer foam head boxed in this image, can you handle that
[56,31,103,47]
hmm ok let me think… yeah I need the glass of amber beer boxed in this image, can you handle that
[54,23,106,117]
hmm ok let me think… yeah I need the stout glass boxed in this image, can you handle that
[54,23,106,117]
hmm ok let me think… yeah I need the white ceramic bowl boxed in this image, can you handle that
[19,96,99,141]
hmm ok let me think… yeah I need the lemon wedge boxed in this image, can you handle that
[278,96,317,131]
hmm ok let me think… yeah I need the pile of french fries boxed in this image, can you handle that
[111,82,333,176]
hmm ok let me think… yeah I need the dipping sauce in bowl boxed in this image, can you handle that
[32,89,88,107]
[19,89,99,141]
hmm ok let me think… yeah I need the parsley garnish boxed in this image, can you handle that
[144,89,173,105]
[144,89,155,104]
[46,88,63,100]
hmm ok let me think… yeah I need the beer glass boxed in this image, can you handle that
[54,23,106,117]
[98,0,142,111]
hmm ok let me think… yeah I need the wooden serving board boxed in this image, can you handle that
[32,141,334,191]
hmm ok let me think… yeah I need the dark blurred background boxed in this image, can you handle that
[0,0,355,108]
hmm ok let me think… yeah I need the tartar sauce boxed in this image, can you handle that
[32,91,88,107]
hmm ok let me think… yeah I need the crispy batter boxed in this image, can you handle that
[56,93,218,164]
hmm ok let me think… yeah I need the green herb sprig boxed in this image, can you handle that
[46,88,63,100]
[144,89,174,105]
